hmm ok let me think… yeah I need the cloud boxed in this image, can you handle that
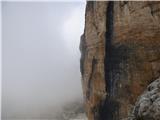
[2,2,86,119]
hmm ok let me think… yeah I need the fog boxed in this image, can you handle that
[2,2,86,119]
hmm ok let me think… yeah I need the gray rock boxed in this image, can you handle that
[131,77,160,120]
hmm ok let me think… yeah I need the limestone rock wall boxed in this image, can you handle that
[80,1,160,120]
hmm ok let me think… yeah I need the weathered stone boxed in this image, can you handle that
[131,77,160,120]
[80,1,160,120]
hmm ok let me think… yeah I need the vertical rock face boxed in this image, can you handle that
[80,1,160,120]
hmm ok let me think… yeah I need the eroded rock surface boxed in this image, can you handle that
[131,77,160,120]
[80,1,160,120]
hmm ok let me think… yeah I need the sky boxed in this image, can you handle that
[2,2,86,119]
[0,2,2,119]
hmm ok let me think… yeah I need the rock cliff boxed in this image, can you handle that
[80,1,160,120]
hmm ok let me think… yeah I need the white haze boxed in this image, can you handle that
[2,2,86,119]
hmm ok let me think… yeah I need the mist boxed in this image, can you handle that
[2,2,86,119]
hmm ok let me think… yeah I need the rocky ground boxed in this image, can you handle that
[55,100,87,120]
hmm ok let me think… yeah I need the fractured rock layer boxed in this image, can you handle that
[80,1,160,120]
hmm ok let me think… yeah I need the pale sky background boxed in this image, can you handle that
[2,2,86,119]
[0,2,2,119]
